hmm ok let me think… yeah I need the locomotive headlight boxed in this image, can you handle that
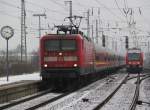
[44,64,48,67]
[128,62,132,64]
[73,64,77,67]
[59,52,62,56]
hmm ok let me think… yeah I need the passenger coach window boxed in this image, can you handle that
[61,40,76,51]
[45,40,59,51]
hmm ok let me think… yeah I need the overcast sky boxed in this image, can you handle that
[0,0,150,54]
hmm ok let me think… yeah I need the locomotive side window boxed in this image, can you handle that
[61,40,76,51]
[128,53,140,61]
[45,40,59,51]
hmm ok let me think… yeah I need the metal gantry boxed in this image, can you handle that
[33,13,46,38]
[65,1,73,27]
[21,0,27,62]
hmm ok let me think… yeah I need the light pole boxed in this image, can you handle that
[33,13,46,38]
[65,1,72,26]
[0,26,14,81]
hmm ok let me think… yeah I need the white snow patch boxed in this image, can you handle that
[0,72,41,86]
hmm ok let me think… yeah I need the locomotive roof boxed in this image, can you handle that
[41,34,83,39]
[127,48,142,53]
[41,33,94,42]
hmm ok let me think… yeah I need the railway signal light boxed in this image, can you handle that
[125,36,129,49]
[102,35,105,47]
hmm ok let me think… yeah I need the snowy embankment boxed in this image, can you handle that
[0,72,41,86]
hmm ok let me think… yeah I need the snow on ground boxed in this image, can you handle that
[37,74,126,110]
[101,82,136,110]
[136,78,150,110]
[0,72,41,86]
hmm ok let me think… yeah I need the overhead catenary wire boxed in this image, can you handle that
[25,0,67,15]
[0,10,20,19]
[94,0,126,22]
[0,0,65,30]
[0,0,34,13]
[1,1,149,31]
[114,0,130,24]
[0,0,20,9]
[139,13,150,29]
[114,0,127,18]
[4,0,68,15]
[46,0,67,11]
[124,0,128,9]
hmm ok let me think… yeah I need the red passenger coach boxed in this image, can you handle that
[40,33,95,80]
[126,48,143,73]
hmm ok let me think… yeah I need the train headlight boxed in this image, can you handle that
[44,64,48,67]
[73,64,77,67]
[128,62,132,64]
[59,52,62,56]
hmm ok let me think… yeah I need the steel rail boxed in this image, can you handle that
[140,75,150,83]
[25,91,72,110]
[127,74,147,81]
[129,73,140,110]
[0,88,53,110]
[93,74,129,110]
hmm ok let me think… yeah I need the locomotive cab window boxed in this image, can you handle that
[61,40,76,51]
[44,39,77,51]
[128,53,140,61]
[45,40,59,51]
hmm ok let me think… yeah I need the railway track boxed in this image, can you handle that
[0,73,124,110]
[129,73,140,110]
[136,75,150,110]
[26,92,71,110]
[36,73,145,110]
[0,88,72,110]
[94,73,144,110]
[0,88,52,109]
[93,74,128,110]
[1,73,149,110]
[36,73,127,110]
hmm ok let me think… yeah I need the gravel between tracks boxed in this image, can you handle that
[37,74,126,110]
[4,93,61,110]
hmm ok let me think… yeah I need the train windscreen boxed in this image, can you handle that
[45,39,76,51]
[61,40,76,50]
[128,53,140,61]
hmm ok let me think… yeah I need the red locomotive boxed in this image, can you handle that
[126,48,143,73]
[40,25,124,84]
[40,33,94,80]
